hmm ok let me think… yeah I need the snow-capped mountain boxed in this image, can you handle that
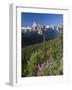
[21,22,63,34]
[21,26,31,33]
[49,25,55,29]
[31,22,37,31]
[46,25,50,29]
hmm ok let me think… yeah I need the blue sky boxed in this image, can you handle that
[21,12,63,27]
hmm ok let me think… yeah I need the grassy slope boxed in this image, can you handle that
[22,36,63,77]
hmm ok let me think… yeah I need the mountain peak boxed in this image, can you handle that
[32,22,37,27]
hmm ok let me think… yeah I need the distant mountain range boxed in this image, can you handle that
[21,22,63,35]
[22,22,63,47]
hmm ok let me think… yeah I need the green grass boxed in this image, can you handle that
[22,36,63,77]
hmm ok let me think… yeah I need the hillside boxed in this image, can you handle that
[22,35,63,77]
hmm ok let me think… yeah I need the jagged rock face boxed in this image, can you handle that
[31,22,42,32]
[22,22,63,34]
[36,24,41,31]
[36,24,43,35]
[31,22,37,31]
[31,22,44,35]
[50,25,55,29]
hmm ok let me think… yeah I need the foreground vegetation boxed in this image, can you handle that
[22,35,63,77]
